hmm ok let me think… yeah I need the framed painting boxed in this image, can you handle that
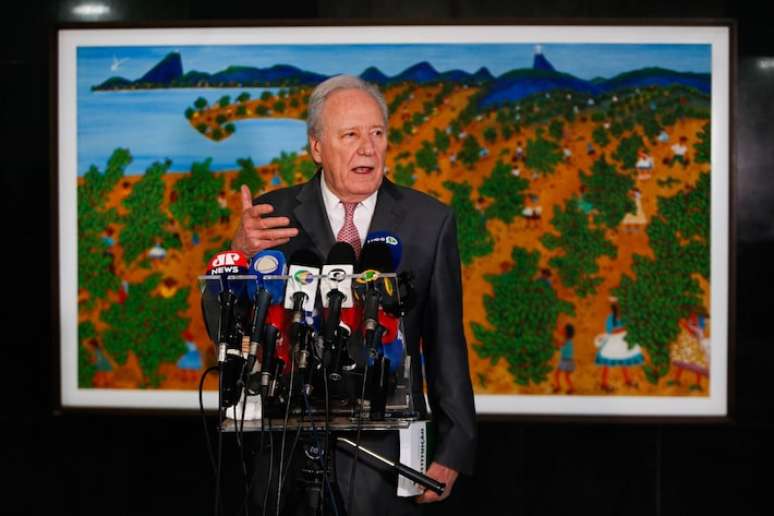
[55,22,732,416]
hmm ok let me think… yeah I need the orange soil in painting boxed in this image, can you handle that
[79,83,711,398]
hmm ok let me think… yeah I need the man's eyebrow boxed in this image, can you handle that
[337,124,385,132]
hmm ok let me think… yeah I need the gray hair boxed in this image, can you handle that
[306,75,388,139]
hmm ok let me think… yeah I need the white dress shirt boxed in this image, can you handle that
[320,172,378,244]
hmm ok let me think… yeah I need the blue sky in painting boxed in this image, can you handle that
[79,43,711,86]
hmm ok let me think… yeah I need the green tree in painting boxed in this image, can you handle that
[579,155,635,229]
[443,180,493,265]
[169,158,225,232]
[194,97,208,110]
[614,173,710,383]
[525,128,562,176]
[218,95,231,108]
[656,171,710,280]
[472,247,575,385]
[78,321,97,388]
[694,122,711,164]
[433,128,450,153]
[541,198,617,297]
[231,157,266,194]
[260,90,273,101]
[237,92,250,103]
[272,151,298,186]
[614,227,704,384]
[613,133,645,170]
[483,126,497,144]
[299,159,318,180]
[637,110,662,142]
[78,148,130,304]
[479,161,529,223]
[415,140,439,174]
[101,274,189,387]
[120,159,180,265]
[592,125,610,148]
[394,161,416,187]
[548,119,564,142]
[273,100,286,114]
[458,135,482,169]
[389,128,404,145]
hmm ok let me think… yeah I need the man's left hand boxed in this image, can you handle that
[415,462,458,504]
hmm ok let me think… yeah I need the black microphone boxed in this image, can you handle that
[321,242,357,381]
[356,241,395,419]
[284,249,322,395]
[358,241,393,352]
[246,250,287,377]
[203,250,250,408]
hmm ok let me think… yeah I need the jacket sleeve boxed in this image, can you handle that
[421,210,477,475]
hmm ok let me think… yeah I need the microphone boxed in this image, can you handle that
[358,241,393,350]
[357,241,395,419]
[284,249,322,330]
[205,250,250,408]
[284,249,322,393]
[364,231,402,271]
[246,250,287,376]
[321,242,357,380]
[363,232,415,317]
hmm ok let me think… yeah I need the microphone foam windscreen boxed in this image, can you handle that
[365,231,402,270]
[358,241,394,273]
[326,241,357,267]
[288,248,322,268]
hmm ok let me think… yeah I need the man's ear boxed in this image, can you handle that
[309,136,322,164]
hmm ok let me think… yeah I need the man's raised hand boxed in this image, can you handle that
[231,185,299,256]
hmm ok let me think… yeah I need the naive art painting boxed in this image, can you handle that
[57,26,730,415]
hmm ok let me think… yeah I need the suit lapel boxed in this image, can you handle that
[369,177,406,235]
[293,173,336,259]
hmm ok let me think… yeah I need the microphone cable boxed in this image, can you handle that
[275,353,296,516]
[262,417,274,516]
[347,351,371,516]
[199,366,220,478]
[236,386,250,516]
[302,388,340,516]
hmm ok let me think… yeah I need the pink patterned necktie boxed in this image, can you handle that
[337,201,361,256]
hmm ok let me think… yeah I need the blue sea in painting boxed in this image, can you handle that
[77,86,307,175]
[76,43,712,175]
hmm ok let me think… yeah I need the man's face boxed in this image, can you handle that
[310,88,387,202]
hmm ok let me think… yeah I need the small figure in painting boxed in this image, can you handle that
[176,330,203,382]
[148,240,167,259]
[578,184,594,215]
[668,312,710,391]
[669,136,690,168]
[553,323,576,394]
[522,194,542,229]
[621,187,647,233]
[594,299,644,393]
[635,150,654,180]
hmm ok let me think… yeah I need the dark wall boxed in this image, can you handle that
[3,1,773,515]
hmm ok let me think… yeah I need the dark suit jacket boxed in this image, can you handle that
[252,172,477,475]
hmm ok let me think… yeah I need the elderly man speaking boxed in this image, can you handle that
[232,75,476,515]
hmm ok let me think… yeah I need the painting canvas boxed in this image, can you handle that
[57,25,730,415]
